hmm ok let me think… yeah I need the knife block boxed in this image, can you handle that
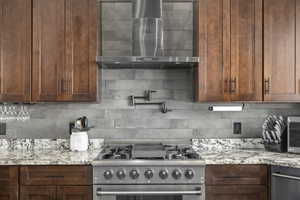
[264,128,287,153]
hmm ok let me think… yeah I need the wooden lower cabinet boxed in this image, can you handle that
[206,165,268,200]
[0,167,19,200]
[0,187,18,200]
[21,186,91,200]
[21,186,56,200]
[206,185,267,200]
[20,166,92,186]
[57,186,92,200]
[20,166,92,200]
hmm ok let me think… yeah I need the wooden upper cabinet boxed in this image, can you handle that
[264,0,300,101]
[32,0,64,102]
[32,0,97,102]
[196,0,262,102]
[197,0,229,102]
[0,0,31,102]
[228,0,263,101]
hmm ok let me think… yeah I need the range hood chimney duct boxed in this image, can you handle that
[132,0,164,57]
[97,0,200,68]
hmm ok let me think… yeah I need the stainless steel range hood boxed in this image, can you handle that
[97,0,199,68]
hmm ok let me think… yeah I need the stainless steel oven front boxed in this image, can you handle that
[94,184,204,200]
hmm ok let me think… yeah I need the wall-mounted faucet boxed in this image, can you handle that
[129,90,172,114]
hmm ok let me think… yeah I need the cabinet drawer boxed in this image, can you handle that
[206,185,267,200]
[0,166,19,186]
[206,165,268,186]
[20,166,92,186]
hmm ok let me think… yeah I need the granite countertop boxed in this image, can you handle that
[1,138,300,168]
[198,149,300,168]
[0,149,100,165]
[1,148,300,168]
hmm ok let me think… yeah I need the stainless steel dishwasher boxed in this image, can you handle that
[272,165,300,200]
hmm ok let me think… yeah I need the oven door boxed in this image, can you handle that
[94,185,204,200]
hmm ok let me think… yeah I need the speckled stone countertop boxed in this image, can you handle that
[2,148,300,168]
[198,149,300,168]
[1,138,300,168]
[0,149,100,165]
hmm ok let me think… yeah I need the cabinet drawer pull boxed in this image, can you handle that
[222,176,242,179]
[45,175,64,178]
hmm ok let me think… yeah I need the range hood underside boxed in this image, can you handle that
[97,56,200,68]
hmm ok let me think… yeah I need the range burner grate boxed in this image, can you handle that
[98,144,200,160]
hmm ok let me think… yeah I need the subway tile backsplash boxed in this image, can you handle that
[2,68,300,140]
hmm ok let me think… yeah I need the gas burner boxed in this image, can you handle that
[98,144,200,160]
[100,145,132,160]
[166,146,200,160]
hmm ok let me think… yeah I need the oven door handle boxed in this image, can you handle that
[272,173,300,181]
[96,190,202,196]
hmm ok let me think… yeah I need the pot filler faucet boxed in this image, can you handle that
[129,90,172,114]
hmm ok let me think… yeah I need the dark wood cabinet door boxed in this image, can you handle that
[20,186,56,200]
[0,166,19,186]
[206,165,268,186]
[63,0,97,102]
[206,185,267,200]
[0,167,19,200]
[0,187,18,200]
[229,0,263,101]
[196,0,230,102]
[0,0,31,102]
[32,0,65,102]
[20,166,92,186]
[264,0,300,101]
[32,0,97,102]
[57,186,92,200]
[196,0,262,102]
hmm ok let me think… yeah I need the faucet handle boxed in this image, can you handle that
[161,103,172,114]
[145,90,157,101]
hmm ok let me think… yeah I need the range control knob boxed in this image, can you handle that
[144,169,154,179]
[185,169,195,179]
[159,170,168,179]
[103,170,113,180]
[130,169,140,179]
[116,170,126,179]
[172,169,182,179]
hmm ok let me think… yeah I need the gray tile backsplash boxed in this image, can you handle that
[2,68,300,140]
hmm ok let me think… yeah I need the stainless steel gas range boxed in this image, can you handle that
[92,143,205,200]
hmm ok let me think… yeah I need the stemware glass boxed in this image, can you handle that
[0,104,30,122]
